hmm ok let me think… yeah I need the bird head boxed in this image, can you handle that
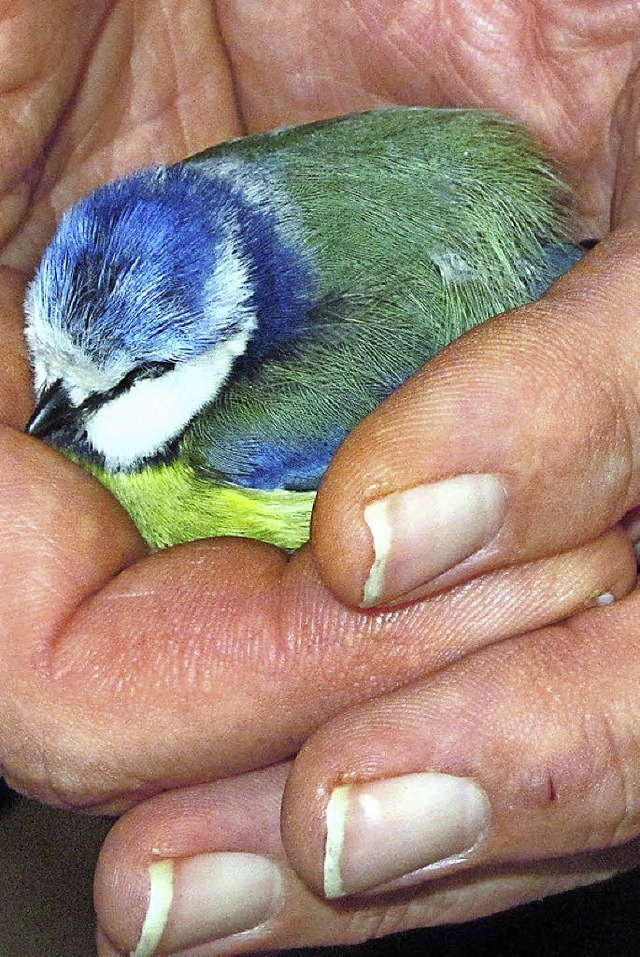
[24,165,258,470]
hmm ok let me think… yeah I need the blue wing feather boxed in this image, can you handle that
[519,242,584,300]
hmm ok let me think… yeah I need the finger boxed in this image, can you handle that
[0,0,244,273]
[280,587,640,902]
[0,266,34,428]
[94,764,639,956]
[1,413,635,811]
[312,227,640,608]
[612,63,640,228]
[0,430,147,803]
[1,230,637,811]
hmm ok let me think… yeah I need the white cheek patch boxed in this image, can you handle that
[85,328,252,470]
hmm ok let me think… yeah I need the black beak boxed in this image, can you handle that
[27,379,76,439]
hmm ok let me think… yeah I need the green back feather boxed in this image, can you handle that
[183,109,574,480]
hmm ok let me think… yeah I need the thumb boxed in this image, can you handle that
[312,227,640,608]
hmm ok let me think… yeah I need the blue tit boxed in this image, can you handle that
[25,108,584,549]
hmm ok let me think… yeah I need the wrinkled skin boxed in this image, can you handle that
[1,2,640,955]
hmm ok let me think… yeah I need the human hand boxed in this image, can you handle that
[93,235,640,955]
[0,1,639,954]
[2,0,629,807]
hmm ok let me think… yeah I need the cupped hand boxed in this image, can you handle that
[95,234,640,954]
[95,570,640,956]
[1,2,640,955]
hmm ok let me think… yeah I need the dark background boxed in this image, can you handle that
[288,867,640,956]
[1,779,638,957]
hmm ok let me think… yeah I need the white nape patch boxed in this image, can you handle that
[199,157,305,252]
[85,327,252,470]
[23,280,128,402]
[202,158,280,215]
[202,227,256,334]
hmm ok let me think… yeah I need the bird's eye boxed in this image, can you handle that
[76,361,177,416]
[136,360,177,380]
[107,360,177,395]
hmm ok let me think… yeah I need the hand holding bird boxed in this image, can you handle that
[0,4,638,956]
[25,108,582,550]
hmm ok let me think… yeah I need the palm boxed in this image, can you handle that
[2,0,638,275]
[0,0,638,805]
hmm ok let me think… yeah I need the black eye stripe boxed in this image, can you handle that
[77,360,176,415]
[137,360,177,379]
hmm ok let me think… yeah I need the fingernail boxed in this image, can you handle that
[130,853,282,957]
[131,861,174,957]
[323,773,490,898]
[361,474,507,606]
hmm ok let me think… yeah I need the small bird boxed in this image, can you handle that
[25,108,583,550]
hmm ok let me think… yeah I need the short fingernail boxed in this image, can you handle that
[361,474,507,606]
[130,853,283,957]
[323,773,490,898]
